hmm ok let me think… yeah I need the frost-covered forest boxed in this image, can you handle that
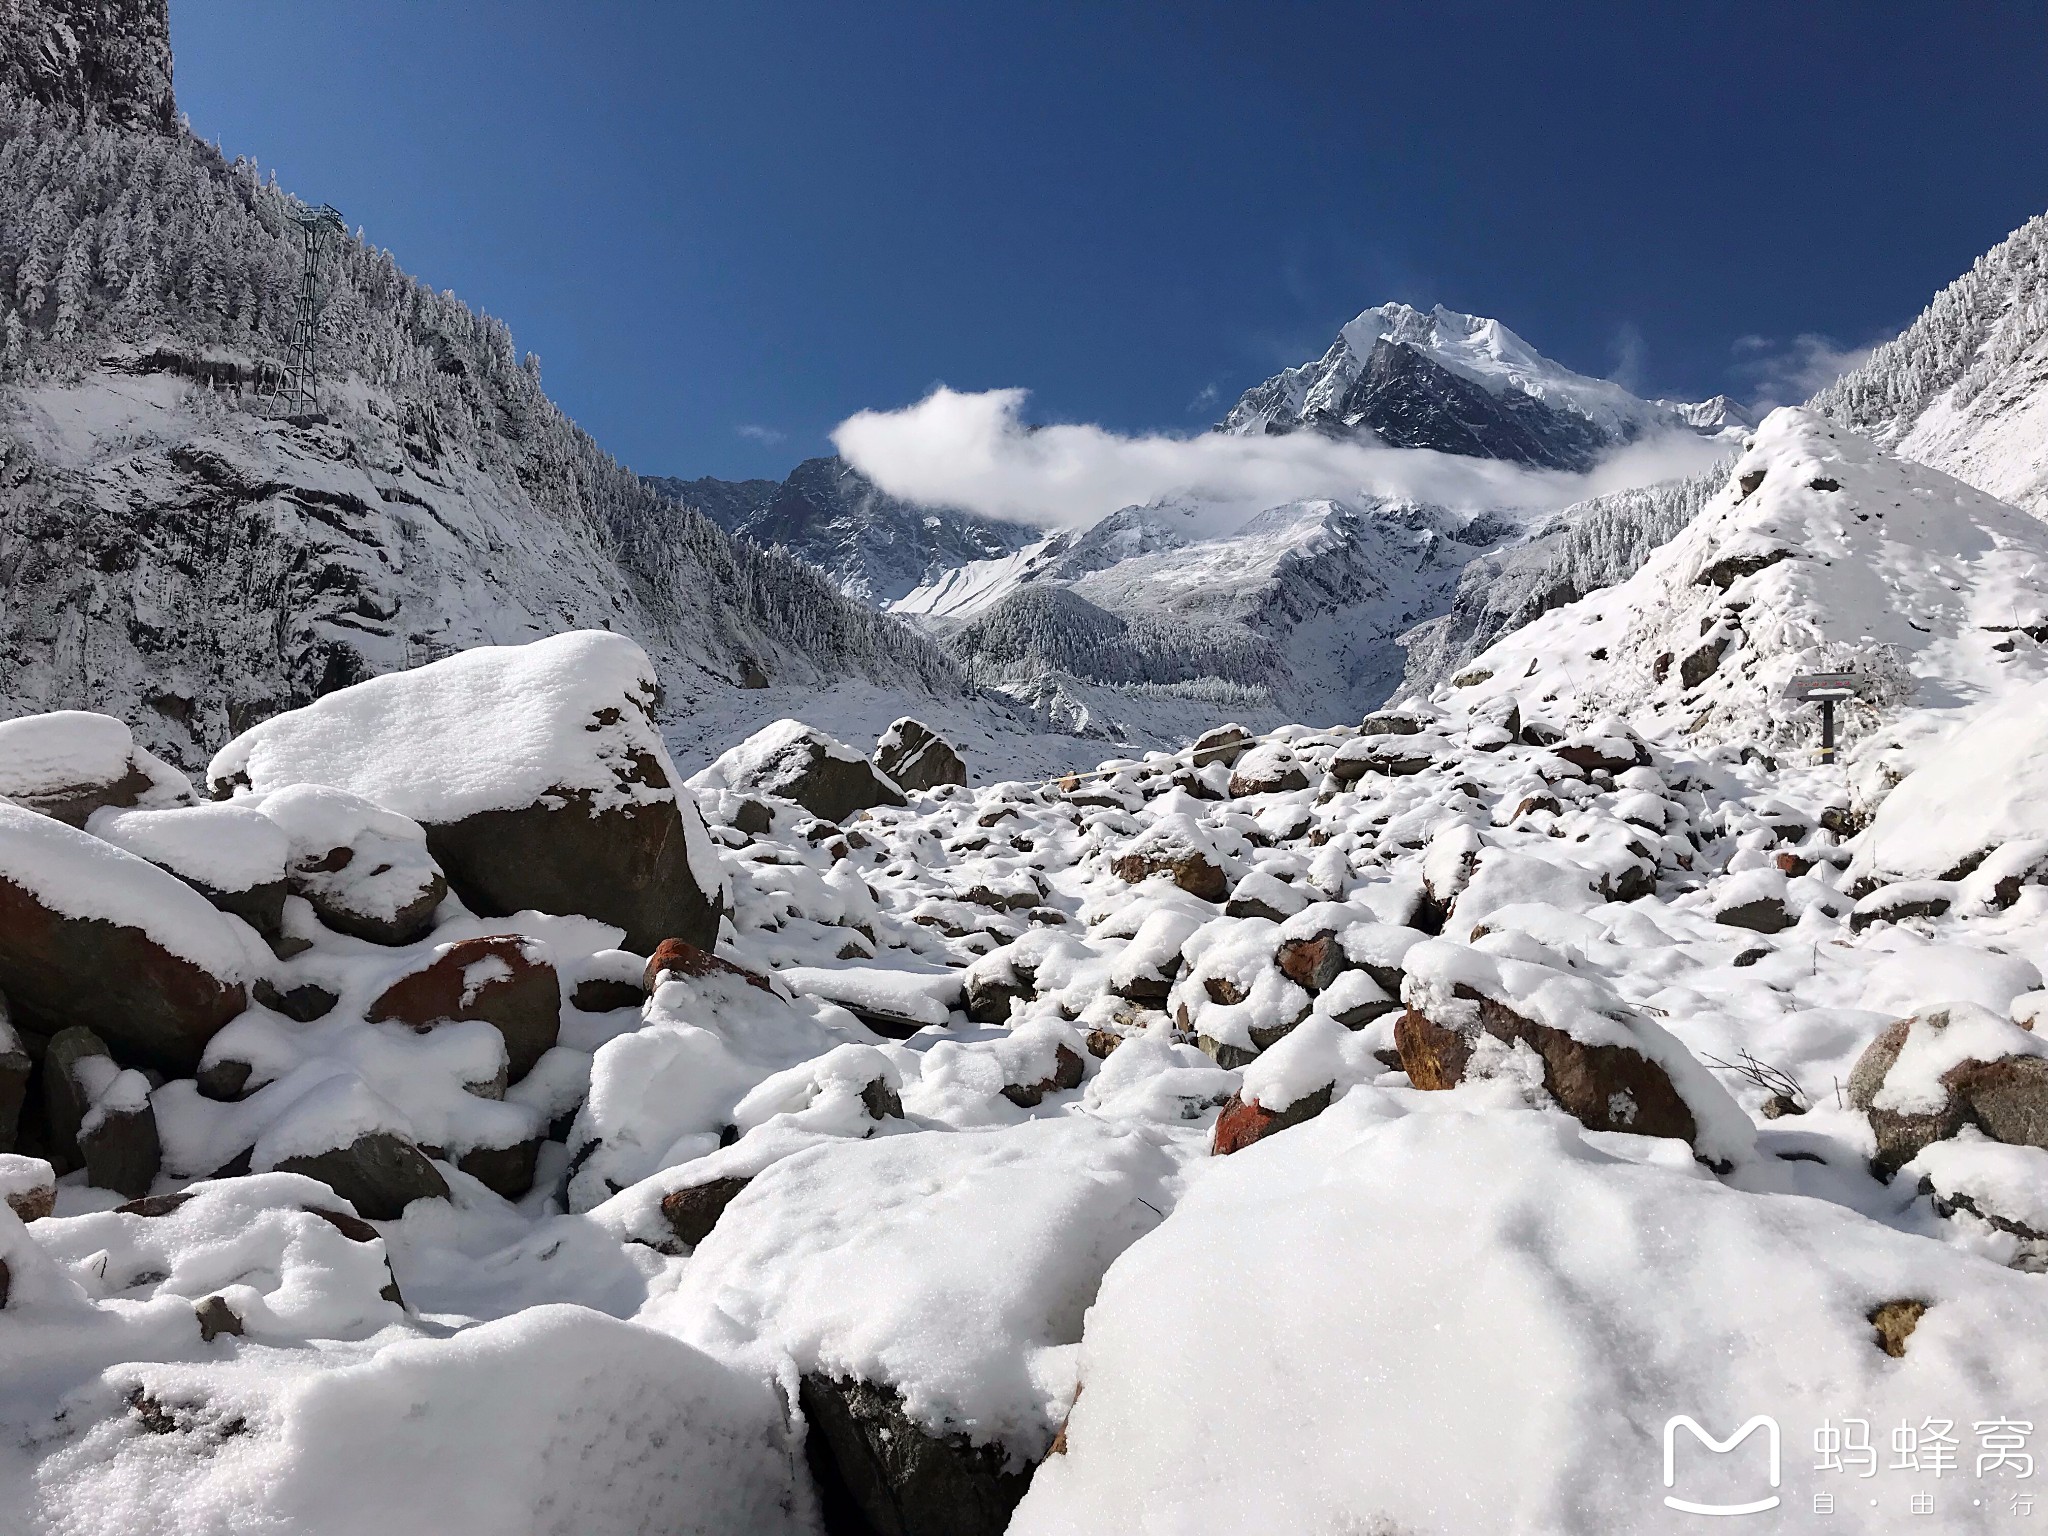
[0,87,964,769]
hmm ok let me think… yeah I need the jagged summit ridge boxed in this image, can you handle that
[1219,300,1728,470]
[648,455,1038,606]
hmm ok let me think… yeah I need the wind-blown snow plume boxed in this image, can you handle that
[832,386,1729,532]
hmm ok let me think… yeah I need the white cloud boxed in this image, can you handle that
[736,423,787,445]
[1187,382,1222,415]
[1730,333,1877,409]
[831,386,1728,532]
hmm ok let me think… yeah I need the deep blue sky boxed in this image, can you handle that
[169,2,2048,482]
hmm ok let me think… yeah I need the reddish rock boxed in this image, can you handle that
[1276,932,1347,994]
[659,1175,752,1249]
[1210,1083,1335,1155]
[641,938,775,996]
[367,935,560,1083]
[1110,850,1227,903]
[1395,987,1701,1148]
[1848,1014,2048,1175]
[0,817,247,1077]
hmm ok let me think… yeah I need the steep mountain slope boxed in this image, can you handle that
[1811,209,2048,514]
[1434,407,2048,760]
[1220,302,1718,469]
[648,455,1039,605]
[910,496,1514,737]
[1396,457,1733,699]
[0,4,995,773]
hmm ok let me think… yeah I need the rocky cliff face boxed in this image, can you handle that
[0,0,174,132]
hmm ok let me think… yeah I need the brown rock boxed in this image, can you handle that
[1190,725,1253,769]
[0,812,248,1077]
[1849,1014,2048,1174]
[194,1294,244,1343]
[1084,1028,1126,1059]
[1110,849,1227,903]
[641,938,774,996]
[0,1154,55,1222]
[1869,1299,1926,1358]
[1395,988,1701,1149]
[1275,932,1347,993]
[366,935,561,1083]
[0,996,27,1154]
[424,789,718,955]
[1001,1043,1086,1108]
[43,1026,160,1196]
[659,1175,751,1249]
[451,1137,541,1200]
[1210,1083,1334,1155]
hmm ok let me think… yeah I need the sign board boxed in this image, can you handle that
[1784,672,1860,701]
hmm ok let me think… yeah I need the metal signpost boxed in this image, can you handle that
[1784,672,1861,763]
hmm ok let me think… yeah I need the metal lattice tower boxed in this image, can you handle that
[276,204,344,416]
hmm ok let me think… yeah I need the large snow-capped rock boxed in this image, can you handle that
[208,631,723,951]
[1016,1096,2048,1536]
[649,456,1039,606]
[1849,678,2048,884]
[0,801,265,1073]
[1434,408,2048,753]
[1220,302,1725,469]
[1813,209,2048,515]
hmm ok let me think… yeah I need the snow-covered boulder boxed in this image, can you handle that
[249,784,447,946]
[210,631,721,953]
[30,1173,406,1339]
[694,717,909,824]
[874,716,967,792]
[1189,723,1252,768]
[1395,937,1755,1167]
[0,1152,54,1222]
[44,1026,159,1197]
[1015,1098,2048,1535]
[1851,678,2048,884]
[0,802,263,1074]
[658,1117,1177,1536]
[1226,741,1308,797]
[1108,812,1231,903]
[1848,1003,2048,1174]
[0,710,192,826]
[86,801,291,941]
[565,961,858,1211]
[30,1305,806,1536]
[365,934,560,1084]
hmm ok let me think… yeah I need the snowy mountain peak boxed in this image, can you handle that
[1221,299,1724,470]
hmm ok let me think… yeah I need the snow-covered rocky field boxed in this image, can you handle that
[4,405,2048,1533]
